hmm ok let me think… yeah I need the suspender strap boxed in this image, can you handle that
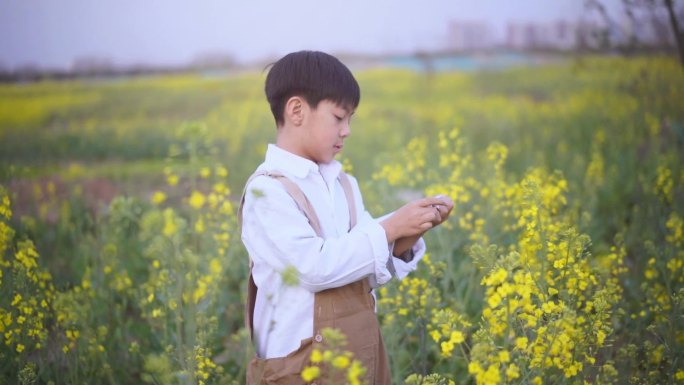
[238,169,357,337]
[337,172,357,230]
[238,170,323,236]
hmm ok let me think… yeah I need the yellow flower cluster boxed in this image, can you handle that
[637,204,684,379]
[302,328,367,385]
[195,345,223,385]
[654,165,673,204]
[135,125,236,383]
[467,168,624,384]
[427,127,472,208]
[405,372,456,385]
[373,130,629,384]
[666,212,683,248]
[378,276,441,327]
[584,130,606,188]
[428,308,470,358]
[373,136,428,187]
[0,187,55,358]
[53,266,112,360]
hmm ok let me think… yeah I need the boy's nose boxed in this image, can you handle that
[340,124,351,138]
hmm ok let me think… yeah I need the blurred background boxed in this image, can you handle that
[1,1,683,385]
[1,0,681,77]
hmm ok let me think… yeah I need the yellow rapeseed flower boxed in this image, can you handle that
[209,258,222,275]
[675,370,684,380]
[483,268,508,286]
[301,366,320,382]
[515,336,528,350]
[506,363,520,379]
[332,355,350,369]
[597,330,606,345]
[200,167,211,178]
[487,292,502,309]
[468,361,483,377]
[162,209,177,237]
[0,194,11,219]
[212,182,228,195]
[310,348,323,363]
[498,350,510,363]
[151,191,166,205]
[195,217,205,233]
[441,340,455,357]
[480,364,501,385]
[666,212,683,247]
[189,191,206,209]
[193,280,208,304]
[347,360,366,385]
[215,165,228,178]
[167,174,179,186]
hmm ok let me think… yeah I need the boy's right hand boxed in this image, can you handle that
[380,196,452,243]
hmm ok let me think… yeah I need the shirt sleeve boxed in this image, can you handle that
[375,212,427,282]
[390,237,426,280]
[241,176,393,293]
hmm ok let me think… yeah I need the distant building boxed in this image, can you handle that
[506,20,579,51]
[445,11,675,54]
[446,21,495,52]
[446,19,582,52]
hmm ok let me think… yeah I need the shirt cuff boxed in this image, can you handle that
[391,237,426,280]
[361,220,393,288]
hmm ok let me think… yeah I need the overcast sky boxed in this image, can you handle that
[0,0,619,70]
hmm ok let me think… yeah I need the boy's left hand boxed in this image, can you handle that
[391,195,453,260]
[430,195,454,226]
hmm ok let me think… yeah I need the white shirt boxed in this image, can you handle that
[241,144,426,359]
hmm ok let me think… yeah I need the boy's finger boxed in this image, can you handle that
[420,197,448,207]
[435,195,454,208]
[419,221,434,231]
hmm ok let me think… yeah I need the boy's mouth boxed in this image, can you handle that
[334,144,344,151]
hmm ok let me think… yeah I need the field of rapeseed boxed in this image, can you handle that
[0,56,683,385]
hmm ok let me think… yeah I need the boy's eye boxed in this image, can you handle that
[334,115,343,121]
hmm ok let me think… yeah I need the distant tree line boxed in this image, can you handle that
[0,53,242,83]
[584,0,683,67]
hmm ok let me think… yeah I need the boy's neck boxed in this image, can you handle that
[276,128,313,163]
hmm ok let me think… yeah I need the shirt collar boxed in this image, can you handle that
[263,144,342,180]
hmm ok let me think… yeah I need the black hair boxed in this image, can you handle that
[265,51,360,126]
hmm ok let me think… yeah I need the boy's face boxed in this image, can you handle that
[300,99,353,164]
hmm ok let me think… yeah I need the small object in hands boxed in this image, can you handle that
[431,203,443,221]
[398,247,415,263]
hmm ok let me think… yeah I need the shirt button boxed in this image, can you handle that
[314,334,323,343]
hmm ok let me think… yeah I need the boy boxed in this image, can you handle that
[239,50,453,384]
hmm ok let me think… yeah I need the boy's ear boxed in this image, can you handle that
[284,96,306,126]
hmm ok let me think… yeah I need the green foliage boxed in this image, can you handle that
[0,56,682,384]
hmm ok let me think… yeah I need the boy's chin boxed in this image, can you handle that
[316,154,337,164]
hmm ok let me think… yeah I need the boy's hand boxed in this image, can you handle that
[380,196,453,243]
[430,194,454,227]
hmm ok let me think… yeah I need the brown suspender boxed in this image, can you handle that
[337,171,357,230]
